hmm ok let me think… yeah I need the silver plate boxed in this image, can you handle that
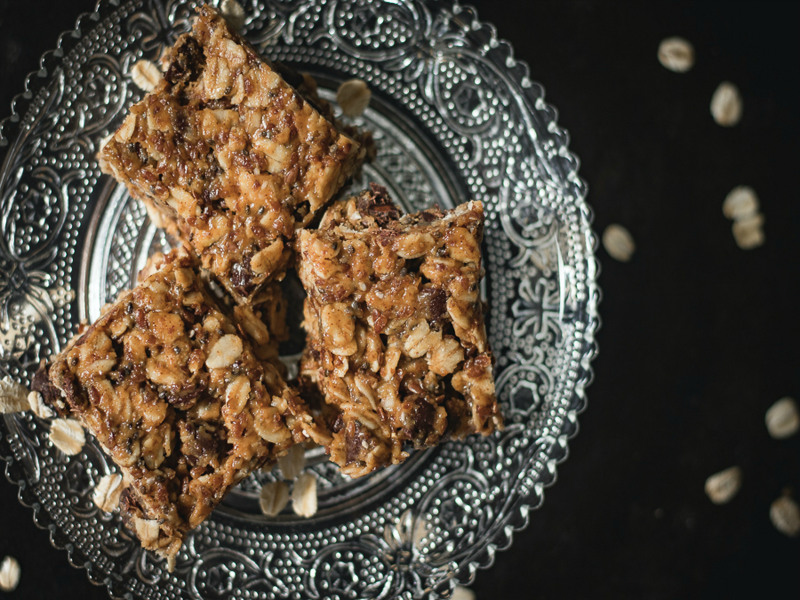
[0,1,599,598]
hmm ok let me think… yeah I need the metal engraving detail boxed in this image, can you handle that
[0,1,599,598]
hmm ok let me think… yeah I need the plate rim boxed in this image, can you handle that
[0,0,603,597]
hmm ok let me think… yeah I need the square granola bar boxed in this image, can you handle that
[297,185,502,477]
[33,252,328,561]
[99,5,365,304]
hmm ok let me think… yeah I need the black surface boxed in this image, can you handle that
[2,1,799,598]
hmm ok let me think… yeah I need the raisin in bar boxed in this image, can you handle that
[33,252,329,563]
[98,5,365,304]
[297,185,502,477]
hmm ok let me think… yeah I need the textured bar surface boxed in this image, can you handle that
[33,252,329,560]
[298,185,502,477]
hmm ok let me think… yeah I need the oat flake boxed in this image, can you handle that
[219,0,246,30]
[722,186,759,221]
[130,59,162,93]
[770,495,800,537]
[658,37,695,73]
[602,224,635,262]
[0,376,30,413]
[28,390,54,419]
[278,445,306,480]
[205,334,243,369]
[336,79,372,118]
[49,418,86,455]
[765,397,799,439]
[93,473,124,513]
[292,472,318,517]
[133,517,160,545]
[0,556,20,592]
[452,585,476,600]
[704,466,742,505]
[259,481,290,516]
[711,82,743,126]
[732,213,765,250]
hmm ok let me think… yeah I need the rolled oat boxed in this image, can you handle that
[133,517,161,545]
[722,186,759,221]
[336,79,371,117]
[292,472,318,518]
[711,82,743,127]
[0,376,29,413]
[278,444,305,480]
[765,397,799,439]
[770,495,800,537]
[657,37,695,73]
[452,586,476,600]
[93,473,124,513]
[205,334,244,369]
[49,418,86,455]
[0,556,20,592]
[27,390,54,418]
[130,59,162,93]
[602,224,635,262]
[219,0,246,30]
[259,481,290,516]
[704,466,742,505]
[732,213,765,250]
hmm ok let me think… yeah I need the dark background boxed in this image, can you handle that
[2,1,798,598]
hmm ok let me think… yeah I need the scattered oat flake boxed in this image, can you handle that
[28,390,54,419]
[292,472,318,518]
[336,79,372,118]
[93,473,124,513]
[658,37,694,73]
[704,466,742,505]
[130,59,162,93]
[770,495,800,537]
[0,556,20,592]
[732,214,765,250]
[219,0,246,30]
[722,186,759,221]
[711,82,743,127]
[765,397,799,440]
[49,418,86,455]
[0,376,30,413]
[259,481,290,516]
[452,585,475,600]
[278,444,306,480]
[602,224,635,262]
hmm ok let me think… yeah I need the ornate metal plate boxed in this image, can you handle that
[0,1,599,598]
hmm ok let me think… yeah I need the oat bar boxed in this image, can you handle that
[33,252,329,561]
[99,5,365,304]
[298,185,502,477]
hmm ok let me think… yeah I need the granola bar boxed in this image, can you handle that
[98,5,365,304]
[33,252,329,561]
[297,185,502,477]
